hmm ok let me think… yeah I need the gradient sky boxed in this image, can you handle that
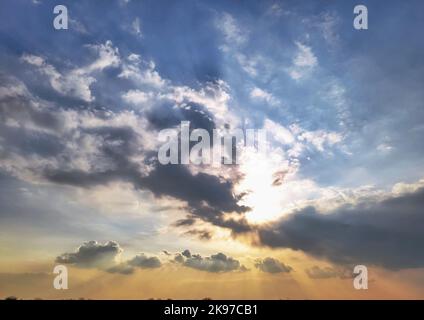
[1,0,424,299]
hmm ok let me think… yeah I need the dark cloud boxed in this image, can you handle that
[107,263,135,275]
[127,254,162,269]
[147,102,215,134]
[272,170,287,187]
[0,76,65,158]
[0,75,249,235]
[140,164,246,214]
[254,257,292,274]
[138,163,251,232]
[45,161,250,232]
[56,240,162,275]
[184,229,213,240]
[305,266,352,279]
[175,250,246,273]
[0,126,64,157]
[258,187,424,270]
[83,125,138,156]
[56,241,122,269]
[174,253,185,264]
[0,75,63,131]
[181,249,191,258]
[107,253,162,274]
[173,217,197,227]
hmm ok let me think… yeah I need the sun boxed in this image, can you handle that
[236,148,288,224]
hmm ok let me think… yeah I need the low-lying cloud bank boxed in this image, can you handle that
[174,250,248,273]
[305,265,353,279]
[254,257,292,274]
[56,241,161,275]
[257,186,424,270]
[56,242,252,275]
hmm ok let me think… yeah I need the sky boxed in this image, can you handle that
[1,0,424,299]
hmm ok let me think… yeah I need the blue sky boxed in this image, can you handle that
[2,0,423,189]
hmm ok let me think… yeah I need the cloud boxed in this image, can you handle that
[303,11,340,47]
[131,17,142,37]
[305,265,352,279]
[0,74,248,233]
[184,229,213,240]
[258,186,424,270]
[288,123,343,153]
[262,119,343,157]
[21,41,120,102]
[139,164,251,232]
[293,42,317,68]
[127,253,162,269]
[296,128,343,152]
[164,80,237,127]
[56,241,122,268]
[21,54,95,102]
[318,12,340,47]
[175,250,246,273]
[0,76,63,135]
[289,42,317,80]
[107,263,135,275]
[182,249,191,258]
[216,13,247,46]
[250,87,279,106]
[263,119,294,145]
[254,257,292,274]
[122,90,154,105]
[56,240,162,275]
[119,54,165,88]
[106,253,162,275]
[69,18,89,34]
[83,40,121,73]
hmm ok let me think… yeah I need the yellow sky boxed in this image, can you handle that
[2,249,424,300]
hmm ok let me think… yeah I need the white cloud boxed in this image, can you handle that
[250,87,279,106]
[0,77,30,99]
[167,80,238,127]
[319,12,340,47]
[131,17,142,37]
[392,179,424,195]
[288,42,317,80]
[122,90,155,106]
[21,54,44,67]
[119,55,165,88]
[83,40,121,73]
[296,127,343,152]
[235,53,258,77]
[293,42,317,67]
[263,120,343,153]
[22,54,95,102]
[377,143,393,153]
[303,12,340,47]
[216,13,247,46]
[69,18,89,34]
[263,119,294,144]
[119,54,238,127]
[21,41,121,102]
[321,81,351,127]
